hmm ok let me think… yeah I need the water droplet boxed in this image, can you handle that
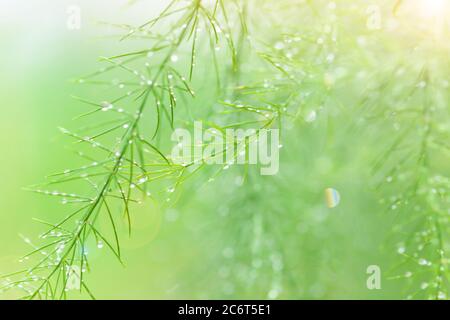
[138,177,148,184]
[274,41,284,50]
[170,54,178,62]
[418,258,428,266]
[97,241,104,249]
[101,101,113,111]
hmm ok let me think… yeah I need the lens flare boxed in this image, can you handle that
[325,188,340,209]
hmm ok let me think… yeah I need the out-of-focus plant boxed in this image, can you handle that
[0,0,449,299]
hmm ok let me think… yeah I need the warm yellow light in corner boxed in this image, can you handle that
[412,0,449,37]
[419,0,446,17]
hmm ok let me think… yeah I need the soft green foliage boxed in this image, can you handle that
[0,0,449,299]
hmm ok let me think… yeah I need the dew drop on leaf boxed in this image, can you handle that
[138,177,148,184]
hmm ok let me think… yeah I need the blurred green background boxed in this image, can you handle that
[0,0,448,299]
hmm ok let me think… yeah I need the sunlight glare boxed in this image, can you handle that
[420,0,446,17]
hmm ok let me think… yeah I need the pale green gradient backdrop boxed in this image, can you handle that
[0,0,427,299]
